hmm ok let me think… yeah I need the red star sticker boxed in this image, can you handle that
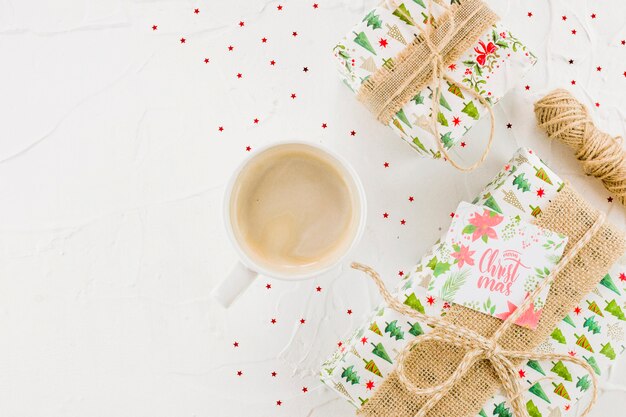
[379,38,388,48]
[194,8,199,14]
[270,318,276,324]
[427,295,435,306]
[180,37,186,44]
[261,37,267,43]
[228,45,234,51]
[597,66,602,72]
[524,85,530,90]
[350,130,356,136]
[571,29,577,35]
[246,146,252,152]
[313,3,318,8]
[398,271,404,277]
[253,118,259,124]
[383,162,389,168]
[271,371,277,377]
[449,212,455,218]
[236,73,243,79]
[400,219,406,225]
[233,341,239,347]
[239,21,245,27]
[571,80,576,85]
[448,63,457,70]
[292,31,298,37]
[408,196,414,202]
[574,306,582,315]
[527,12,532,17]
[302,387,308,393]
[460,142,466,148]
[608,196,614,202]
[270,60,276,65]
[237,370,243,376]
[452,116,461,126]
[361,337,368,345]
[316,286,322,292]
[383,212,389,218]
[266,283,271,289]
[218,126,224,132]
[277,5,283,10]
[518,369,526,377]
[595,102,600,107]
[536,188,545,197]
[300,318,306,324]
[321,123,327,128]
[366,380,375,390]
[568,350,576,356]
[291,93,297,99]
[152,25,158,30]
[562,15,567,21]
[276,400,282,406]
[204,58,210,64]
[619,273,626,282]
[591,13,596,19]
[347,309,352,315]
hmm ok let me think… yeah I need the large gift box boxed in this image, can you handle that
[333,0,537,159]
[320,148,626,416]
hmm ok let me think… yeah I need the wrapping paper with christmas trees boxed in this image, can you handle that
[320,148,626,416]
[332,1,537,159]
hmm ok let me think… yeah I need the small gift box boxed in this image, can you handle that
[333,0,537,166]
[320,148,626,417]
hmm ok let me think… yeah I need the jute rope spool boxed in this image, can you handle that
[534,88,626,205]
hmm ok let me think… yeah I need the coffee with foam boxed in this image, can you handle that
[229,144,361,276]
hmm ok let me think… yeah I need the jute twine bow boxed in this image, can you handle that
[535,88,626,206]
[360,0,497,171]
[351,211,605,417]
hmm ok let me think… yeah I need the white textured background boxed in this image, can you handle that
[0,0,625,416]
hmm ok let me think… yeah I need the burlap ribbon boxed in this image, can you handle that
[352,185,626,417]
[357,0,499,171]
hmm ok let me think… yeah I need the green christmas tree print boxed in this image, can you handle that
[605,299,626,320]
[448,81,465,99]
[552,382,570,400]
[333,381,355,402]
[478,408,488,417]
[440,132,454,150]
[529,205,542,217]
[600,274,621,295]
[513,173,531,192]
[583,316,601,334]
[369,321,383,336]
[363,358,382,377]
[575,333,594,352]
[371,342,393,364]
[437,91,452,111]
[341,365,360,385]
[526,400,543,417]
[534,166,553,185]
[412,136,428,153]
[392,118,407,135]
[437,111,449,127]
[362,10,383,30]
[583,355,601,375]
[576,374,591,391]
[461,100,480,119]
[392,4,415,26]
[407,321,424,336]
[550,360,572,381]
[404,293,425,313]
[413,0,426,8]
[528,381,551,403]
[482,193,503,213]
[493,401,513,417]
[600,342,616,360]
[526,359,546,375]
[353,31,376,55]
[385,320,405,340]
[395,108,412,128]
[551,328,566,344]
[587,300,604,317]
[562,314,577,327]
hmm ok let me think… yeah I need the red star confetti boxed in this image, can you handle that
[571,80,576,85]
[266,283,271,289]
[194,8,199,14]
[270,60,276,66]
[398,271,404,277]
[400,219,406,225]
[527,12,532,17]
[233,341,239,347]
[383,212,389,218]
[574,306,582,315]
[303,67,309,72]
[180,37,186,44]
[569,59,574,64]
[383,162,389,168]
[313,3,318,8]
[620,273,626,282]
[366,380,375,390]
[316,286,322,292]
[277,5,283,10]
[427,295,435,306]
[228,45,234,51]
[452,116,461,126]
[506,123,512,128]
[239,21,245,27]
[379,38,388,48]
[460,142,466,148]
[524,85,530,90]
[321,123,327,128]
[152,25,157,30]
[271,371,277,377]
[302,387,308,393]
[204,58,210,64]
[536,188,545,198]
[518,369,526,378]
[591,13,596,19]
[608,196,613,202]
[597,66,602,72]
[218,126,224,132]
[622,40,626,45]
[292,31,298,37]
[291,93,297,99]
[361,337,368,345]
[350,130,356,136]
[565,405,571,411]
[276,400,282,406]
[623,71,626,77]
[236,73,243,79]
[270,318,277,324]
[595,102,600,107]
[237,370,243,376]
[571,29,577,35]
[449,212,455,218]
[246,146,252,152]
[261,37,267,43]
[448,63,456,70]
[300,318,306,324]
[347,309,352,315]
[408,196,414,202]
[253,118,259,124]
[562,15,567,21]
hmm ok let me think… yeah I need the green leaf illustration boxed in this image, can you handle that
[439,269,469,300]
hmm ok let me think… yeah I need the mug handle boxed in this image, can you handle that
[211,262,258,307]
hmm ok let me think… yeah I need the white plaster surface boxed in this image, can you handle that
[0,0,625,416]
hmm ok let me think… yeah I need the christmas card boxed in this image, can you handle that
[428,202,568,329]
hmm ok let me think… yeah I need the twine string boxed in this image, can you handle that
[351,212,604,417]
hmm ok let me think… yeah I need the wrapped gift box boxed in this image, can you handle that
[333,1,537,158]
[320,148,626,416]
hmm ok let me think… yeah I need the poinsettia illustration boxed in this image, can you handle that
[462,209,503,243]
[451,244,475,268]
[496,299,543,328]
[474,40,497,66]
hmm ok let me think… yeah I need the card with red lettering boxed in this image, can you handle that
[427,202,568,329]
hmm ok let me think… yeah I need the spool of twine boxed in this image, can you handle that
[534,88,626,205]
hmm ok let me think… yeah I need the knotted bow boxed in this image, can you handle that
[352,211,605,417]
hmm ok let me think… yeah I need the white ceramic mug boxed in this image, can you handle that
[212,141,367,307]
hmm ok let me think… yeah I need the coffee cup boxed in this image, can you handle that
[212,141,367,307]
